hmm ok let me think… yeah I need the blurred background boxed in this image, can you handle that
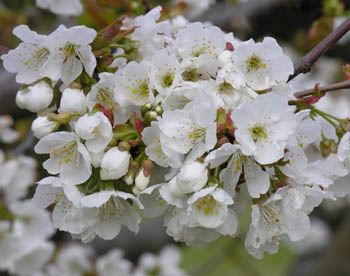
[0,0,349,275]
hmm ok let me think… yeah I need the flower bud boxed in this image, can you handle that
[100,147,130,180]
[124,161,139,185]
[218,50,232,68]
[135,160,154,191]
[59,88,87,114]
[176,161,208,193]
[144,111,158,123]
[31,116,57,138]
[16,81,53,113]
[154,105,163,116]
[141,102,153,115]
[135,171,150,191]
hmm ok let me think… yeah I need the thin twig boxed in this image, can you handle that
[293,80,350,98]
[10,132,36,156]
[0,45,9,55]
[288,18,350,82]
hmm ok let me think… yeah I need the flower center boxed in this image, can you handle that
[51,141,78,166]
[63,42,79,57]
[161,72,175,88]
[246,53,266,73]
[23,47,50,68]
[249,125,267,142]
[219,81,234,95]
[97,88,115,107]
[131,80,149,102]
[195,195,221,216]
[260,204,280,226]
[188,127,206,143]
[182,69,201,82]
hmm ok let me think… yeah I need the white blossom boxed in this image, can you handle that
[231,93,297,164]
[96,249,132,276]
[187,185,233,228]
[34,132,92,185]
[35,0,83,16]
[134,246,188,276]
[75,112,113,153]
[81,190,142,240]
[87,72,130,125]
[0,115,18,143]
[159,92,217,157]
[0,155,37,202]
[231,37,293,90]
[116,61,154,106]
[245,187,310,259]
[1,25,50,84]
[42,25,96,89]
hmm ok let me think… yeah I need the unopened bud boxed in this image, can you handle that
[154,105,163,116]
[16,81,54,113]
[31,116,57,138]
[144,111,158,122]
[141,102,153,115]
[124,161,139,185]
[135,170,150,191]
[135,160,154,191]
[59,88,87,114]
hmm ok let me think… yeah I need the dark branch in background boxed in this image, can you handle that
[10,132,36,156]
[293,80,350,99]
[288,18,350,82]
[196,0,323,40]
[0,45,9,55]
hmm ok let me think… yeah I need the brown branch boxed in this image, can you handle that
[0,45,9,55]
[288,18,350,82]
[293,80,350,99]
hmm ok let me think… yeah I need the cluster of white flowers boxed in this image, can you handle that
[0,200,55,276]
[0,121,55,276]
[40,244,187,276]
[2,6,350,259]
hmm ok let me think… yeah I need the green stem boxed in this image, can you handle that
[313,109,338,128]
[109,43,129,49]
[214,166,220,179]
[313,108,342,123]
[112,54,129,60]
